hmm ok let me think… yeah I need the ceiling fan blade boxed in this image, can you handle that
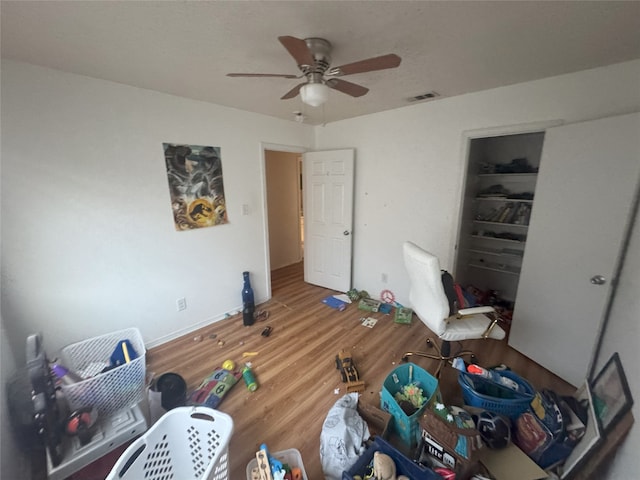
[278,36,315,67]
[328,53,401,77]
[227,73,299,79]
[326,78,369,98]
[281,83,306,100]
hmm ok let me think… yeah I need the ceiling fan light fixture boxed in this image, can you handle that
[300,83,329,107]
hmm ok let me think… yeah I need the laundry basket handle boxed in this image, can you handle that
[191,411,216,422]
[115,444,146,478]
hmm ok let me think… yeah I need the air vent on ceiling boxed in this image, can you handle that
[408,91,440,102]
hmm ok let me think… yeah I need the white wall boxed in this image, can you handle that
[315,59,640,308]
[314,58,640,479]
[0,60,314,361]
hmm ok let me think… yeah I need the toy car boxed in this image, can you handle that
[335,349,365,393]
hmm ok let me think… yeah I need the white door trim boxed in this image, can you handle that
[260,142,308,299]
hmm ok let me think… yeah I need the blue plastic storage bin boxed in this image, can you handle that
[380,363,440,447]
[458,369,535,420]
[342,436,442,480]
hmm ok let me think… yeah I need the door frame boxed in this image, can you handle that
[260,142,308,298]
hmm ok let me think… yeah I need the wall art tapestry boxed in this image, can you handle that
[163,143,228,230]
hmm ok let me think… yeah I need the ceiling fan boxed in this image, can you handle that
[227,36,401,107]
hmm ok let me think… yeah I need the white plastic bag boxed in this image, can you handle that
[320,392,370,480]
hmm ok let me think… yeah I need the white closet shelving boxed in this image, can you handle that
[454,132,545,333]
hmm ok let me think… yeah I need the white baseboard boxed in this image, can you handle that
[144,297,268,349]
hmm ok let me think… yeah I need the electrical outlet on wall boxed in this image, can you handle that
[176,297,187,312]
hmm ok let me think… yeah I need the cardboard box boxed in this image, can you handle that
[394,307,413,324]
[417,437,547,480]
[418,403,547,480]
[357,401,391,439]
[358,298,381,312]
[418,431,482,480]
[478,444,547,480]
[418,406,484,480]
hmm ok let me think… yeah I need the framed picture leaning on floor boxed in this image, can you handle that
[590,352,634,434]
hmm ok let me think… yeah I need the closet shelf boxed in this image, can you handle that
[470,235,525,244]
[474,197,534,204]
[469,263,521,275]
[477,173,538,178]
[468,248,524,258]
[474,220,529,228]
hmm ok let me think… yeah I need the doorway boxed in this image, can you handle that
[263,145,355,295]
[264,149,304,272]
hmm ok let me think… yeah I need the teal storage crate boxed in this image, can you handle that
[380,363,440,447]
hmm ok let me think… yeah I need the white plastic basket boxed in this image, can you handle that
[59,327,146,417]
[246,448,308,480]
[107,406,234,480]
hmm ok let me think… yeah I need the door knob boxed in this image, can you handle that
[343,230,350,236]
[590,275,606,285]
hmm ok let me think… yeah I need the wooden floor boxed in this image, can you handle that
[147,262,575,479]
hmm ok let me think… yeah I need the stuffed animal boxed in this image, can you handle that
[370,451,411,480]
[373,452,396,480]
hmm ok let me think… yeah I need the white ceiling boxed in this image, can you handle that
[2,1,639,125]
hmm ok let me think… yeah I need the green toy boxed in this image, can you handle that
[394,382,426,410]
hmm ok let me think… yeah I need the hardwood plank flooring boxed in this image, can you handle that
[147,261,575,479]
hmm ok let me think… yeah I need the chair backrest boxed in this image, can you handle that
[403,241,450,337]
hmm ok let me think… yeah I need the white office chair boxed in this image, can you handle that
[402,241,506,376]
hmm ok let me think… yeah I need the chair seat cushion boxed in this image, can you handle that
[439,314,505,342]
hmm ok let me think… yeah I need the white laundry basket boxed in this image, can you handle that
[106,406,234,480]
[60,327,146,417]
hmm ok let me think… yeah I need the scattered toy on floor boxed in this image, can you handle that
[242,363,259,392]
[378,303,393,314]
[347,288,369,302]
[380,289,395,304]
[258,443,284,480]
[335,349,365,393]
[361,317,378,328]
[323,295,348,311]
[189,366,241,408]
[373,451,395,480]
[358,297,382,312]
[333,293,352,304]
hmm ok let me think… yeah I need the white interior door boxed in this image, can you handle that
[303,149,354,292]
[509,112,640,386]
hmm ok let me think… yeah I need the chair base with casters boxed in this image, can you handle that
[401,241,506,377]
[403,306,505,377]
[403,338,476,378]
